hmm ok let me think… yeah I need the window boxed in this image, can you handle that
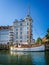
[20,40,22,42]
[27,27,29,29]
[27,40,28,42]
[20,28,22,30]
[27,36,29,38]
[27,22,29,25]
[16,36,18,39]
[20,23,22,26]
[20,36,22,39]
[20,32,22,34]
[27,31,29,34]
[16,40,18,42]
[16,32,18,35]
[16,28,18,31]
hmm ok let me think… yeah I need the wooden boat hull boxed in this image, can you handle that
[10,45,45,52]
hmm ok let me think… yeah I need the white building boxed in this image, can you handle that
[0,26,14,44]
[0,11,35,44]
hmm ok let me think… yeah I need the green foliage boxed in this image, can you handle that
[36,37,42,44]
[45,28,49,39]
[45,28,49,43]
[47,28,49,33]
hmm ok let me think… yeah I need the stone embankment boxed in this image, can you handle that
[0,44,10,50]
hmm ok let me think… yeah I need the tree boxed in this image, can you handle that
[45,28,49,43]
[36,37,42,44]
[46,28,49,39]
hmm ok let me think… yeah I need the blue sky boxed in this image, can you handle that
[0,0,49,39]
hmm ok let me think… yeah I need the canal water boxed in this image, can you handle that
[0,51,49,65]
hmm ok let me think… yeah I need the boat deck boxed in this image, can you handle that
[11,44,45,48]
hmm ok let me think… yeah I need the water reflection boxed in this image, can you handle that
[10,51,33,65]
[10,51,29,56]
[10,51,46,65]
[31,52,46,65]
[0,51,49,65]
[45,51,49,65]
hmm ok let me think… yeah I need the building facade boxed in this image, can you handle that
[0,26,13,44]
[0,14,35,44]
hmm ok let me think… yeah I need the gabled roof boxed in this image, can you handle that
[0,26,13,30]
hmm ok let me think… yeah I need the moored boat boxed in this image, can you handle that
[10,44,45,52]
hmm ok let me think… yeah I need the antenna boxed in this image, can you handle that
[27,5,30,16]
